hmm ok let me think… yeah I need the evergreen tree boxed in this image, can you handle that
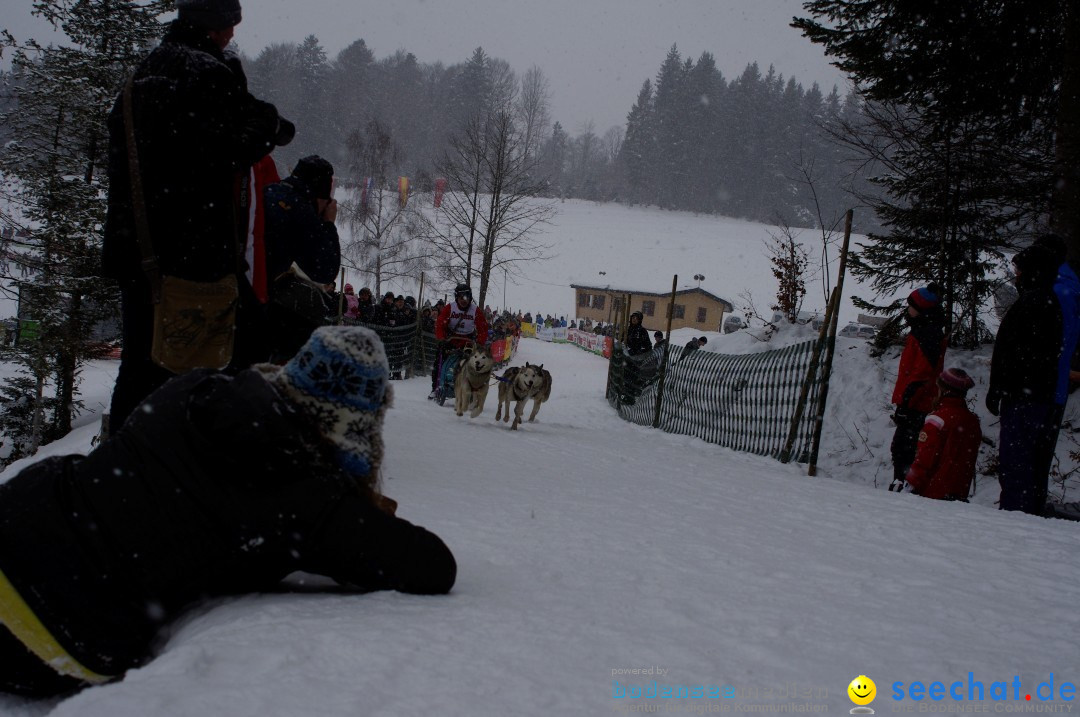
[0,0,168,459]
[794,0,1067,341]
[618,80,655,206]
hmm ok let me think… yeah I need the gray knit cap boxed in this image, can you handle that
[176,0,242,30]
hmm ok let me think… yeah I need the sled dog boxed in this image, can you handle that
[453,345,495,418]
[495,362,552,430]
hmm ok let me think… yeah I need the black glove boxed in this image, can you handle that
[985,389,1002,417]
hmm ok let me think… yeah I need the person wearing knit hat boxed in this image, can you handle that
[888,281,947,492]
[0,326,455,697]
[103,0,295,432]
[988,239,1072,514]
[902,367,982,501]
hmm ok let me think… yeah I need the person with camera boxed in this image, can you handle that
[0,326,456,697]
[103,0,296,431]
[263,156,342,364]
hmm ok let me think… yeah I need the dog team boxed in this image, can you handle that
[450,345,551,430]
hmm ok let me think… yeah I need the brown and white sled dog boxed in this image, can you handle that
[495,362,553,430]
[453,345,496,418]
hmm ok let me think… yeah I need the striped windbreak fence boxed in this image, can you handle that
[606,340,823,462]
[338,319,518,377]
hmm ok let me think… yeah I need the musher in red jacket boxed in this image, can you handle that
[430,284,488,399]
[904,368,982,501]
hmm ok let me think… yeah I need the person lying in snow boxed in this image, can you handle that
[0,326,456,697]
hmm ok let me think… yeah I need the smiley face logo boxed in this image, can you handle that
[848,675,876,706]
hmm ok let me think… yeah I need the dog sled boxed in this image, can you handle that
[432,340,481,407]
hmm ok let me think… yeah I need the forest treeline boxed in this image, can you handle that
[240,38,870,231]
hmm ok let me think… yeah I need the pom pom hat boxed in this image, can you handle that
[262,326,391,481]
[907,286,941,311]
[938,367,975,393]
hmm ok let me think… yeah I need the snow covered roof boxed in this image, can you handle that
[570,284,734,311]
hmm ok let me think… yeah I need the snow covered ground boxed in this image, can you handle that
[1,327,1079,716]
[342,197,879,328]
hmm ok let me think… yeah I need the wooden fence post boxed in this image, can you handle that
[807,209,853,476]
[653,275,677,428]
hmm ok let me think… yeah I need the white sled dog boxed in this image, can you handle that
[453,345,496,418]
[495,362,553,430]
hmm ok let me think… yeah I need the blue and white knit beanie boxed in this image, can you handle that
[264,326,391,482]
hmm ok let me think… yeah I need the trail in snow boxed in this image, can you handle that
[1,338,1078,717]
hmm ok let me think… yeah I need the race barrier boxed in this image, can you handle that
[520,322,537,338]
[606,340,823,463]
[535,326,568,343]
[566,328,614,358]
[341,318,518,377]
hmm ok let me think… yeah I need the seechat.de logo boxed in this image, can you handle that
[848,675,877,714]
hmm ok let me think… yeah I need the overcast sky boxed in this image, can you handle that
[4,0,850,132]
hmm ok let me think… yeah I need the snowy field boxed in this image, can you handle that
[342,197,877,328]
[1,327,1079,716]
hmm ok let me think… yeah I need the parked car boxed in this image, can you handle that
[840,322,878,339]
[723,315,746,334]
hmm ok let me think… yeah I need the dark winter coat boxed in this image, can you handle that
[891,310,947,414]
[264,176,340,284]
[905,396,982,501]
[0,369,455,679]
[988,267,1063,409]
[625,313,652,356]
[1052,262,1080,405]
[103,19,285,285]
[357,297,376,323]
[680,338,702,361]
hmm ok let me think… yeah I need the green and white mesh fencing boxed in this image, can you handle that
[338,319,518,377]
[606,340,823,462]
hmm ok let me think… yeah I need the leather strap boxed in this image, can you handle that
[122,76,162,303]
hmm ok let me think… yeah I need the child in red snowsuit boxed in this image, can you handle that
[904,367,982,501]
[890,284,947,487]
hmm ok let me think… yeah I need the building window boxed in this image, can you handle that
[613,297,624,313]
[697,307,707,323]
[642,300,655,317]
[593,294,605,310]
[673,304,685,319]
[578,292,589,307]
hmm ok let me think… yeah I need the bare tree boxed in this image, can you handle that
[423,110,555,308]
[765,219,809,323]
[487,58,517,115]
[516,66,551,162]
[602,125,624,164]
[340,120,431,294]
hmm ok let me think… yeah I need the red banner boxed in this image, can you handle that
[491,338,506,364]
[434,177,447,208]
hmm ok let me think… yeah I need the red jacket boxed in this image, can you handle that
[435,300,488,348]
[891,320,947,413]
[905,396,982,500]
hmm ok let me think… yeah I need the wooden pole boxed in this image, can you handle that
[807,209,854,476]
[407,271,425,379]
[336,267,346,325]
[653,275,678,428]
[779,287,838,463]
